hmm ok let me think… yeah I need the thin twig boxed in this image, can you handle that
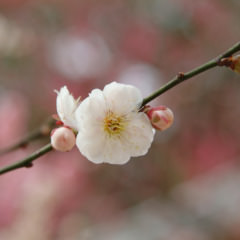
[0,117,55,155]
[0,143,53,175]
[141,41,240,106]
[0,41,240,176]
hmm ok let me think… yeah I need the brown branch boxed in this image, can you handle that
[1,41,240,176]
[0,143,53,175]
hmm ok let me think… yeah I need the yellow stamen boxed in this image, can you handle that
[103,111,127,136]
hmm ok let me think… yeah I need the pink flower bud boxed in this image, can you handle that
[146,106,174,131]
[51,127,76,152]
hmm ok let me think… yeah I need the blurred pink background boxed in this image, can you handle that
[0,0,240,239]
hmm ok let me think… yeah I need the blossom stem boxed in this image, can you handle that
[0,143,53,175]
[141,41,240,106]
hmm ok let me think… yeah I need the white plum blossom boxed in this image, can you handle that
[75,82,155,164]
[55,86,80,130]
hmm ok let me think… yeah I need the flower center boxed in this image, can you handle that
[103,111,127,136]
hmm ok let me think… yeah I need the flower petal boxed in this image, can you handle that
[103,82,142,114]
[76,130,131,164]
[75,89,107,131]
[102,138,131,164]
[122,112,155,157]
[76,128,106,164]
[56,86,79,129]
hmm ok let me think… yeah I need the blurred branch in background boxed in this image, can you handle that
[0,117,55,155]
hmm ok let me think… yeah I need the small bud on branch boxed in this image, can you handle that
[51,127,76,152]
[146,106,174,131]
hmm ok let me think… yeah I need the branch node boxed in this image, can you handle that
[177,72,185,80]
[25,162,33,168]
[218,57,234,69]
